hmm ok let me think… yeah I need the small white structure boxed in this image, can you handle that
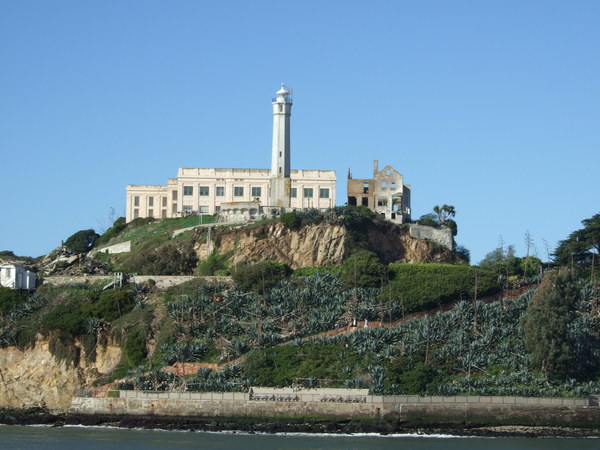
[0,264,37,290]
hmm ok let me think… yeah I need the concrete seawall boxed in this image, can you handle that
[71,390,600,425]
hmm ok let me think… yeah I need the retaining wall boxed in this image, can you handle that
[70,390,598,422]
[409,224,454,250]
[93,241,132,254]
[42,275,231,290]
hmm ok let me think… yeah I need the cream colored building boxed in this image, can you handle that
[126,85,336,223]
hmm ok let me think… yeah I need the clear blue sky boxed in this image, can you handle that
[1,0,598,264]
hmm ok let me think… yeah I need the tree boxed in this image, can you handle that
[433,204,456,225]
[554,213,600,272]
[454,245,470,264]
[478,244,517,274]
[418,205,458,236]
[521,271,588,380]
[232,261,292,294]
[96,217,127,246]
[64,229,100,254]
[341,250,389,287]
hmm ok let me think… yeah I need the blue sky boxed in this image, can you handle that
[1,0,598,264]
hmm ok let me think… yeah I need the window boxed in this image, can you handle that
[148,197,154,207]
[199,205,209,213]
[183,205,193,214]
[199,186,209,196]
[134,209,139,218]
[303,188,313,198]
[5,268,11,277]
[319,188,329,199]
[172,191,178,201]
[381,181,387,189]
[134,196,139,207]
[183,186,193,196]
[162,197,167,207]
[251,187,262,197]
[290,188,297,198]
[390,181,396,189]
[363,182,369,194]
[216,186,225,196]
[148,209,154,217]
[161,209,167,218]
[234,186,244,197]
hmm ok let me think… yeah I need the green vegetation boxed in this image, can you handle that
[341,250,389,287]
[95,217,127,247]
[64,229,100,254]
[232,261,292,293]
[197,252,231,276]
[0,283,152,369]
[384,263,499,314]
[522,270,599,380]
[4,209,600,400]
[118,240,198,275]
[478,243,543,282]
[417,204,458,237]
[554,213,600,277]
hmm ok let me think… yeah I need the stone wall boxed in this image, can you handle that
[42,275,230,290]
[93,241,132,254]
[409,224,453,250]
[70,390,598,420]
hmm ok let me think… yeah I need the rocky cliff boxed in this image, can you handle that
[196,220,459,268]
[0,337,122,411]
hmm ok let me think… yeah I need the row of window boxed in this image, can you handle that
[181,186,330,199]
[132,188,331,211]
[291,188,330,199]
[363,180,398,190]
[132,209,168,219]
[184,186,260,197]
[133,197,168,207]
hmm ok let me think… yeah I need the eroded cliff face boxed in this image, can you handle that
[366,221,460,264]
[197,220,458,268]
[0,337,122,411]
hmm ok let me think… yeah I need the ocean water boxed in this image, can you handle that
[0,425,597,450]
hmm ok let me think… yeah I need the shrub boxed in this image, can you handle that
[94,290,135,322]
[64,229,100,254]
[42,299,95,336]
[124,327,147,366]
[341,250,389,287]
[292,266,343,277]
[96,217,127,246]
[0,288,25,314]
[383,263,499,313]
[280,212,301,229]
[122,241,198,275]
[232,261,292,293]
[197,253,230,276]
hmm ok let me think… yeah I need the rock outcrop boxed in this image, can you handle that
[0,337,122,411]
[198,220,458,268]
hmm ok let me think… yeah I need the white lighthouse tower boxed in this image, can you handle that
[270,84,292,208]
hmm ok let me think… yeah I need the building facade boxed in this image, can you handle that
[0,264,36,290]
[347,160,411,223]
[125,86,336,222]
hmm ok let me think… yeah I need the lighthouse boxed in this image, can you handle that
[270,84,292,208]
